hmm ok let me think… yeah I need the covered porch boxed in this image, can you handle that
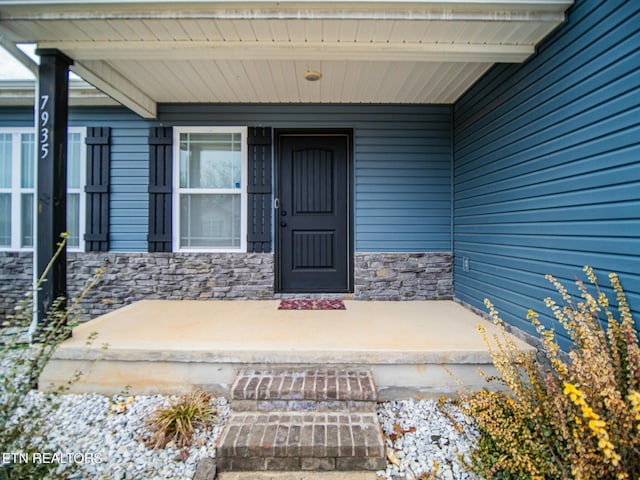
[40,299,534,400]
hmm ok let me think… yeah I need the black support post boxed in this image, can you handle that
[35,49,73,326]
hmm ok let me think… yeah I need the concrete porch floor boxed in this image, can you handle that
[39,300,535,400]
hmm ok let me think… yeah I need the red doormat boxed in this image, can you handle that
[278,299,346,310]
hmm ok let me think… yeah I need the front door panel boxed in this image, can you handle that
[278,134,350,292]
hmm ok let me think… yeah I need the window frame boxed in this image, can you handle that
[0,127,86,252]
[172,126,248,253]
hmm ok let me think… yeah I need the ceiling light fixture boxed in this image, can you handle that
[304,70,322,81]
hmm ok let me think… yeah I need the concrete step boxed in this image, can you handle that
[217,472,377,480]
[230,368,377,413]
[39,300,533,399]
[215,412,386,472]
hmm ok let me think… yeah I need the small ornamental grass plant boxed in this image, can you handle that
[0,235,107,480]
[448,266,640,480]
[146,390,218,449]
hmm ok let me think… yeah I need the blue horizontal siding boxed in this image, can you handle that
[0,107,156,252]
[1,104,451,253]
[70,107,157,252]
[0,107,34,127]
[453,0,640,347]
[158,103,453,253]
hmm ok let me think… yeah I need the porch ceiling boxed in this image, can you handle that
[0,1,573,118]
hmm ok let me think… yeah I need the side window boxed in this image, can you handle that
[0,128,86,251]
[0,133,12,247]
[66,131,85,250]
[173,127,247,252]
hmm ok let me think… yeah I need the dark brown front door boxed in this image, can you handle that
[277,132,351,293]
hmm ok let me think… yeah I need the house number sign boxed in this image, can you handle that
[39,94,51,160]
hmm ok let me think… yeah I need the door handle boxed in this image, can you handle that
[280,220,287,228]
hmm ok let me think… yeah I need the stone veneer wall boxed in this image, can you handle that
[0,252,274,320]
[0,252,34,319]
[353,252,453,300]
[1,251,453,320]
[67,252,275,318]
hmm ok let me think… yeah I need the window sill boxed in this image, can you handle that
[173,248,245,254]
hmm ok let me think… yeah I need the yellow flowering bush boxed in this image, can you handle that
[453,266,640,479]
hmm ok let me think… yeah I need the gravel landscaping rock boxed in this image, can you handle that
[376,399,480,480]
[3,347,480,479]
[4,391,482,480]
[4,388,229,480]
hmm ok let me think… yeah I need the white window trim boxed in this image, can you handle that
[0,126,86,252]
[66,128,87,253]
[173,126,248,253]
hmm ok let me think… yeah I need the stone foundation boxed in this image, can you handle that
[67,252,275,318]
[353,252,452,300]
[0,252,274,320]
[0,252,34,319]
[0,250,453,320]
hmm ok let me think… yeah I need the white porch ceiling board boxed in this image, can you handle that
[151,19,191,41]
[177,60,219,101]
[75,19,126,41]
[115,19,157,41]
[23,17,563,46]
[285,18,307,42]
[4,20,62,42]
[265,19,289,42]
[439,62,493,102]
[197,60,238,102]
[303,18,324,43]
[247,18,273,42]
[371,18,396,43]
[72,17,559,46]
[411,63,463,103]
[520,22,562,44]
[319,59,344,103]
[401,63,441,103]
[0,1,573,113]
[180,19,209,41]
[232,18,259,40]
[210,18,242,41]
[219,59,262,102]
[352,60,381,103]
[103,58,493,104]
[388,20,427,43]
[242,60,277,103]
[107,59,168,102]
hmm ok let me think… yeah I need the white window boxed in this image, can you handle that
[173,127,247,252]
[0,127,86,251]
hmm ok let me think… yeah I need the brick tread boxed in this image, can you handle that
[230,368,377,403]
[216,412,385,472]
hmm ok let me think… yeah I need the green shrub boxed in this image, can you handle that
[450,266,640,479]
[146,390,218,449]
[0,235,107,480]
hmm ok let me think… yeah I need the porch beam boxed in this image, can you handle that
[40,41,535,64]
[0,35,38,76]
[70,60,157,119]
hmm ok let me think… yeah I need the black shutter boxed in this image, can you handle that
[84,127,110,252]
[148,127,173,252]
[247,127,272,253]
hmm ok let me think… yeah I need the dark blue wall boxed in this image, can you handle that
[2,104,453,252]
[158,104,453,253]
[453,0,640,344]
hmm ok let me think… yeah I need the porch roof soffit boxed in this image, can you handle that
[0,1,573,119]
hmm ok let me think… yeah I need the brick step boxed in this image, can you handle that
[215,412,386,472]
[230,368,377,410]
